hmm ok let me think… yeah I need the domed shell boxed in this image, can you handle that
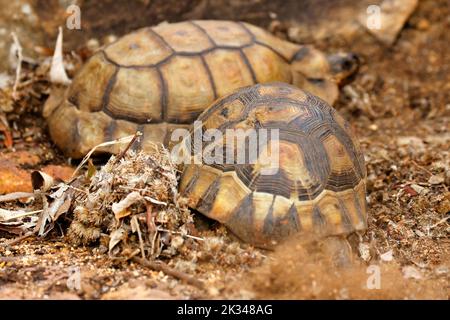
[178,82,367,246]
[44,20,339,158]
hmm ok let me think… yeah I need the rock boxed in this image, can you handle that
[396,136,425,153]
[0,151,74,194]
[409,184,429,196]
[428,174,444,185]
[416,19,430,30]
[42,165,74,181]
[359,0,418,46]
[0,158,32,194]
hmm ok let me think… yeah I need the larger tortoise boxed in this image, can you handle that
[178,82,367,250]
[44,20,358,158]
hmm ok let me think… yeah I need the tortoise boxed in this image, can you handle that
[178,82,367,252]
[44,20,359,158]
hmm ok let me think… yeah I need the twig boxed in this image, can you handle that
[71,133,139,179]
[427,216,449,230]
[10,32,23,100]
[132,257,204,289]
[0,232,35,247]
[0,192,35,203]
[0,209,43,222]
[117,186,168,206]
[0,256,20,262]
[411,160,433,176]
[146,203,156,234]
[151,226,159,257]
[131,215,145,259]
[0,114,13,148]
[67,185,88,194]
[113,131,142,165]
[156,227,205,242]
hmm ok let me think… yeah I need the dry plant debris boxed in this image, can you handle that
[66,144,194,262]
[0,138,265,291]
[360,121,449,268]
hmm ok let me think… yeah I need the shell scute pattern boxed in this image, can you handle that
[180,83,367,246]
[48,21,319,157]
[46,20,352,159]
[89,20,308,120]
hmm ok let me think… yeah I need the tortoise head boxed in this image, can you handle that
[290,47,359,105]
[326,52,360,85]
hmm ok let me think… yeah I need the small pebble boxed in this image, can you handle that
[417,19,430,30]
[428,174,444,185]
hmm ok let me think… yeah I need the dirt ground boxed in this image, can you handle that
[0,0,448,299]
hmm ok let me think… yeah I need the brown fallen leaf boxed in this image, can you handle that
[0,152,74,194]
[53,197,72,221]
[0,159,33,194]
[403,185,418,196]
[41,165,75,183]
[31,170,56,192]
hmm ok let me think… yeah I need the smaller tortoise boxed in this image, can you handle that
[178,82,367,249]
[44,20,358,158]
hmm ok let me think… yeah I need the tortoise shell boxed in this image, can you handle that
[178,82,367,246]
[44,20,357,158]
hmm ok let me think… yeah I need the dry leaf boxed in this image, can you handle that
[109,228,126,254]
[0,208,41,222]
[428,174,444,185]
[112,191,143,220]
[49,27,71,85]
[31,170,56,191]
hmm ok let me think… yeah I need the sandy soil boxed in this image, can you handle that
[0,0,448,299]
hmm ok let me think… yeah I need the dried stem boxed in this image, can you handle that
[113,131,142,165]
[10,32,23,100]
[71,133,139,179]
[132,257,204,289]
[0,192,35,203]
[0,232,35,247]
